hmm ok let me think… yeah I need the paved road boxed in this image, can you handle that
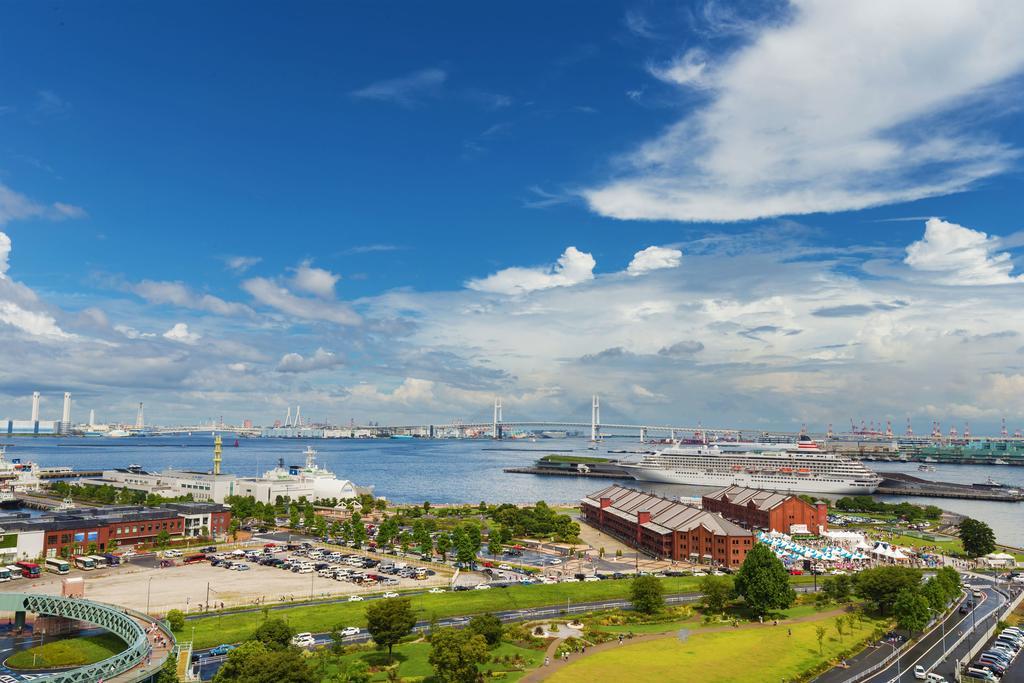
[816,574,1010,683]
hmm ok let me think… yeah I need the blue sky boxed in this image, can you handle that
[2,1,1024,431]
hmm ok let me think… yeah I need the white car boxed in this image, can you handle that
[120,550,136,559]
[382,591,399,598]
[428,587,446,594]
[474,583,491,590]
[340,627,360,637]
[163,549,183,558]
[548,559,562,565]
[347,595,364,602]
[498,564,512,571]
[291,633,315,647]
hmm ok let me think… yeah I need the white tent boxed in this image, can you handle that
[979,552,1017,568]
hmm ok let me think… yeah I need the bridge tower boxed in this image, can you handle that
[590,395,601,442]
[135,402,144,429]
[639,426,646,443]
[30,391,40,422]
[492,398,503,439]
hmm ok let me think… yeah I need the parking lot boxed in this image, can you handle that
[0,543,452,614]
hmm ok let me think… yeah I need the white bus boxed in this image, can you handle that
[5,565,22,579]
[73,556,95,571]
[0,567,10,582]
[88,555,109,568]
[44,558,70,575]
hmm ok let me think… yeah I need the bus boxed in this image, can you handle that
[89,555,109,568]
[44,558,70,575]
[72,556,95,571]
[15,562,40,578]
[5,565,22,579]
[0,567,10,582]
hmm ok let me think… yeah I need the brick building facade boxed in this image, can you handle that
[581,485,754,566]
[701,485,828,534]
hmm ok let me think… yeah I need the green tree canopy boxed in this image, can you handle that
[958,518,996,558]
[165,609,185,632]
[853,566,922,615]
[428,627,490,683]
[733,544,796,617]
[822,574,852,603]
[630,575,665,614]
[467,613,503,647]
[249,617,294,650]
[212,641,315,683]
[365,597,416,660]
[699,575,734,613]
[893,589,931,635]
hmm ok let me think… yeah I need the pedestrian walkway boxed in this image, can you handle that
[521,608,848,682]
[107,613,174,682]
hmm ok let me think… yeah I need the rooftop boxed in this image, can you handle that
[583,485,751,537]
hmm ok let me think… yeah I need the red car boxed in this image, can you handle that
[788,568,803,575]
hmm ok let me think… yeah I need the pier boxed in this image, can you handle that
[877,472,1022,502]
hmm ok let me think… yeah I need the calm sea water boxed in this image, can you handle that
[3,436,1022,546]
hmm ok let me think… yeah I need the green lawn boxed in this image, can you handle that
[318,639,544,682]
[547,613,884,683]
[6,633,125,670]
[886,534,964,554]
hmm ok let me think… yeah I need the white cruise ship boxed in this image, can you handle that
[620,437,882,495]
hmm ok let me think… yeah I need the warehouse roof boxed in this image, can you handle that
[583,485,751,537]
[703,485,809,511]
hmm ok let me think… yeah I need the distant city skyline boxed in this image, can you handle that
[2,2,1024,430]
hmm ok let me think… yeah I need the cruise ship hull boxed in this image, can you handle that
[621,465,878,494]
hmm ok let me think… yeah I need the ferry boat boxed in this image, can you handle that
[619,436,882,494]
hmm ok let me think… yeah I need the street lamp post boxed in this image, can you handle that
[890,641,902,682]
[146,576,154,614]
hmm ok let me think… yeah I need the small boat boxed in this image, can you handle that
[994,459,1009,465]
[918,464,936,472]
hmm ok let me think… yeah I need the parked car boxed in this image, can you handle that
[163,549,183,558]
[474,583,491,590]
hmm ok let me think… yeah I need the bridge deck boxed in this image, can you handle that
[107,613,173,682]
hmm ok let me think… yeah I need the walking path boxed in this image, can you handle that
[521,608,848,682]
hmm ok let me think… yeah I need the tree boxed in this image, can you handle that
[467,613,503,647]
[815,625,827,654]
[365,597,416,661]
[920,578,946,613]
[154,654,179,683]
[435,532,451,559]
[959,518,996,558]
[854,566,922,615]
[250,617,293,650]
[213,641,315,683]
[155,530,171,549]
[487,528,503,559]
[336,659,371,683]
[822,574,852,603]
[733,544,796,617]
[894,589,931,635]
[630,575,664,614]
[166,609,186,631]
[700,575,733,613]
[428,627,490,683]
[834,616,844,643]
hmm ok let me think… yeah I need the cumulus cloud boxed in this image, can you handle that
[904,218,1024,285]
[0,301,73,339]
[585,1,1024,222]
[627,246,683,276]
[163,322,200,344]
[276,348,343,373]
[466,247,595,295]
[351,68,447,107]
[658,340,704,356]
[130,280,252,316]
[114,324,156,339]
[241,277,361,325]
[291,260,340,298]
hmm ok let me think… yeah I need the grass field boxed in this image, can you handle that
[547,613,883,683]
[887,534,964,554]
[6,634,125,670]
[319,639,544,682]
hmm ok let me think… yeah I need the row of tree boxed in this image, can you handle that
[48,480,194,507]
[833,496,943,521]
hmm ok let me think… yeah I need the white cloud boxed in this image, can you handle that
[114,324,156,339]
[351,68,447,107]
[648,49,708,87]
[291,260,340,298]
[227,362,249,372]
[130,280,252,316]
[0,183,87,226]
[163,322,200,344]
[241,277,361,325]
[276,348,343,373]
[627,246,683,276]
[904,218,1023,285]
[0,301,72,339]
[466,247,596,295]
[586,1,1024,222]
[225,256,261,273]
[0,232,9,278]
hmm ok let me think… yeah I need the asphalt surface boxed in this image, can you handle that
[816,573,1015,683]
